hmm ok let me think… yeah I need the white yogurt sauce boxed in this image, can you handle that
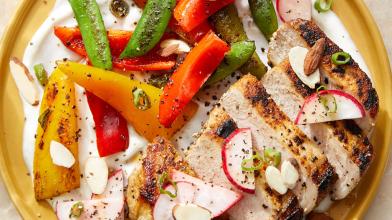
[20,0,371,211]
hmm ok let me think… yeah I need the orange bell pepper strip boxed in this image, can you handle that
[54,27,176,71]
[174,0,234,32]
[168,19,212,44]
[57,61,198,141]
[159,31,229,127]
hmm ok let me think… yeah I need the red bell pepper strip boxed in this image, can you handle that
[168,19,212,44]
[159,31,229,127]
[174,0,234,32]
[54,27,176,71]
[86,91,129,157]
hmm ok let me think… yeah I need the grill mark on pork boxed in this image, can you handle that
[264,61,374,198]
[289,19,379,119]
[186,106,304,219]
[223,75,337,210]
[140,137,195,204]
[216,118,238,138]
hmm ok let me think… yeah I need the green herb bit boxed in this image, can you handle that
[264,148,281,167]
[158,171,177,198]
[316,85,326,94]
[38,108,52,128]
[110,0,130,18]
[319,94,338,113]
[148,73,170,89]
[315,0,333,13]
[133,88,151,111]
[331,51,351,65]
[69,201,84,218]
[241,152,264,172]
[33,64,48,86]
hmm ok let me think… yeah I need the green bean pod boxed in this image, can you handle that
[120,0,175,58]
[69,0,112,70]
[206,41,256,86]
[248,0,278,41]
[211,5,267,79]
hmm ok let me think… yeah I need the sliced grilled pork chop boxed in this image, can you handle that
[185,107,303,220]
[268,19,379,134]
[220,74,337,213]
[262,60,374,200]
[127,137,196,220]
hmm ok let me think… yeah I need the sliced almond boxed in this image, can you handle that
[50,141,76,168]
[160,39,191,57]
[281,160,299,189]
[265,165,287,195]
[289,46,320,89]
[9,57,39,106]
[85,157,108,194]
[304,38,325,76]
[172,204,212,220]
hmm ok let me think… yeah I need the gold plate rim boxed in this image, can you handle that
[0,0,391,219]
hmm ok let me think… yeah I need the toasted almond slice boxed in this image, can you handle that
[265,165,287,195]
[85,157,108,194]
[160,39,191,57]
[50,141,76,168]
[9,57,39,106]
[304,38,325,76]
[281,160,299,189]
[289,46,320,89]
[173,204,213,220]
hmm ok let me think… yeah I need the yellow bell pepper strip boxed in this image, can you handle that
[34,69,80,200]
[57,61,197,141]
[159,32,229,127]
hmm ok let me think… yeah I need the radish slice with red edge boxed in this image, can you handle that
[222,128,255,193]
[171,170,242,217]
[153,182,197,220]
[277,0,312,22]
[295,89,366,125]
[56,197,124,220]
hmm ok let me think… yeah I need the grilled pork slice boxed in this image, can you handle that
[262,60,374,200]
[127,137,196,220]
[268,19,379,134]
[220,74,337,213]
[185,107,303,220]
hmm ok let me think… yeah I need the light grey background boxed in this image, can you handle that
[0,0,390,219]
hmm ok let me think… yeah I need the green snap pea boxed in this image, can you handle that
[248,0,278,41]
[69,0,112,70]
[206,41,256,86]
[211,5,267,79]
[120,0,175,58]
[33,64,48,86]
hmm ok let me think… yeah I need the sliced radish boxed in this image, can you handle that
[171,170,242,217]
[289,46,320,89]
[56,197,124,220]
[92,170,124,200]
[295,90,366,125]
[222,128,255,193]
[277,0,312,22]
[173,204,212,220]
[153,182,197,220]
